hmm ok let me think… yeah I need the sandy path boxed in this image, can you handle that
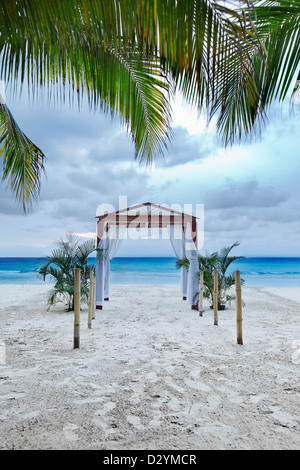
[0,284,299,450]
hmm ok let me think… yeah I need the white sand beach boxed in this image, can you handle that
[0,283,299,450]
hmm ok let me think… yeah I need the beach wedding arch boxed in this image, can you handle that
[95,202,201,311]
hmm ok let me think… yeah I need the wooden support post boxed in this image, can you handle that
[199,271,204,316]
[92,271,96,319]
[213,269,218,326]
[73,268,80,349]
[88,270,93,329]
[235,270,243,345]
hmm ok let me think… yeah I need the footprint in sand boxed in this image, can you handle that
[96,401,116,416]
[184,377,212,392]
[93,401,117,434]
[127,415,144,430]
[63,423,79,442]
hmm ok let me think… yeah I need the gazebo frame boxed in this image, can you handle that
[95,202,199,310]
[96,202,198,248]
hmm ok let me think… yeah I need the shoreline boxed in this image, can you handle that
[0,284,300,450]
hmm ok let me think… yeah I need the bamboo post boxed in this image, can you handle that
[88,270,93,329]
[235,270,243,345]
[199,271,204,316]
[73,268,80,349]
[92,270,96,320]
[213,269,218,326]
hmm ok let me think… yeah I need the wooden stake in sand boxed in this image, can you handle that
[87,270,93,329]
[235,270,243,345]
[73,268,80,349]
[213,269,218,326]
[199,270,204,316]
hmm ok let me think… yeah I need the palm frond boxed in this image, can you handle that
[0,1,173,164]
[175,256,189,271]
[36,232,96,310]
[217,242,245,278]
[253,1,300,104]
[75,238,95,265]
[215,1,300,143]
[0,1,266,156]
[2,0,298,179]
[82,47,172,164]
[0,103,45,211]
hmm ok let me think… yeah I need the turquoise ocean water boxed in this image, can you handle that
[0,257,299,287]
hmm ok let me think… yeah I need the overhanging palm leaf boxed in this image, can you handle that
[0,102,45,212]
[0,0,173,208]
[253,1,300,105]
[214,1,300,143]
[81,46,172,163]
[1,0,298,211]
[0,1,262,143]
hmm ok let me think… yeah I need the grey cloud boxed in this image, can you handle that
[156,126,221,168]
[204,212,251,232]
[43,118,133,166]
[246,201,300,223]
[0,193,26,216]
[204,178,288,210]
[0,168,41,216]
[203,197,299,234]
[45,198,96,222]
[66,164,149,193]
[41,163,156,223]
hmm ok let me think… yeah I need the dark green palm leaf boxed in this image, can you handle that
[0,1,263,149]
[215,1,300,143]
[2,0,298,210]
[36,232,96,310]
[217,241,245,274]
[75,238,95,265]
[0,103,45,212]
[253,1,300,104]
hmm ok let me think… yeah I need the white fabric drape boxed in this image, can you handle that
[95,237,105,308]
[168,225,188,298]
[104,226,124,299]
[185,223,199,307]
[96,225,124,307]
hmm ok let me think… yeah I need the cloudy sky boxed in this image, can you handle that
[0,84,299,258]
